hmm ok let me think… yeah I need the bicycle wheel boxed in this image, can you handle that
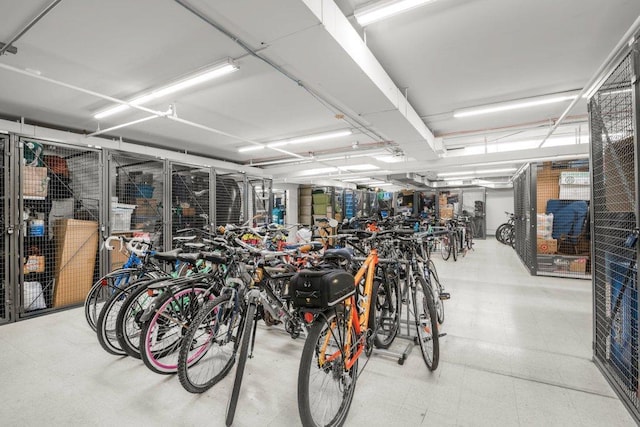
[425,259,444,324]
[372,275,400,349]
[139,284,214,374]
[466,222,475,250]
[85,269,140,332]
[178,293,242,394]
[298,310,358,427]
[451,232,458,262]
[495,223,507,244]
[225,302,256,427]
[115,279,157,358]
[413,275,439,371]
[96,281,141,356]
[440,234,451,261]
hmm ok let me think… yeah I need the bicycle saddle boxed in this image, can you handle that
[177,252,202,264]
[152,248,183,262]
[323,248,354,262]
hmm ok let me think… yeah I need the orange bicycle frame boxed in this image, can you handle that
[319,248,378,370]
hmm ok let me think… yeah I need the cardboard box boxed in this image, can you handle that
[440,206,454,219]
[135,198,160,217]
[536,168,560,213]
[23,166,49,199]
[299,205,312,216]
[604,136,635,212]
[300,195,312,206]
[299,186,313,197]
[537,239,557,254]
[569,257,588,273]
[53,219,99,307]
[299,215,312,225]
[559,171,590,185]
[559,184,590,200]
[23,255,45,274]
[182,207,196,216]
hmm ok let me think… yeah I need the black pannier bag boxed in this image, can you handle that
[289,269,355,308]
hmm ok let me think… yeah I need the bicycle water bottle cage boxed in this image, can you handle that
[152,248,183,262]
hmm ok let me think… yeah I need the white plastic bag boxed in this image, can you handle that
[23,281,46,311]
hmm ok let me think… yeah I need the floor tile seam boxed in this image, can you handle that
[451,361,618,399]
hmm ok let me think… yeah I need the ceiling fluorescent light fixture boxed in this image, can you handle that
[299,167,339,176]
[453,93,578,118]
[238,145,265,153]
[355,0,438,26]
[343,163,379,171]
[267,130,352,148]
[238,129,351,153]
[95,59,239,119]
[343,177,371,182]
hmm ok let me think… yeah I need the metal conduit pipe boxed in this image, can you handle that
[0,0,63,55]
[174,0,383,145]
[538,14,640,148]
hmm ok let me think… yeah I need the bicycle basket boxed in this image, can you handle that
[289,269,355,308]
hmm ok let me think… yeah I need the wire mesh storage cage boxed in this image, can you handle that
[590,48,640,418]
[0,136,7,323]
[535,160,591,279]
[513,165,535,273]
[248,177,272,224]
[20,139,102,316]
[109,153,165,256]
[215,172,244,227]
[171,164,211,234]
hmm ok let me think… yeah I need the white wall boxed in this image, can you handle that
[486,188,514,235]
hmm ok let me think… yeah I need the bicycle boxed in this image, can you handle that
[294,230,440,426]
[496,212,515,246]
[176,237,305,426]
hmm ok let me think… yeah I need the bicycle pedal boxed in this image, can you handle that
[438,332,447,338]
[439,292,450,300]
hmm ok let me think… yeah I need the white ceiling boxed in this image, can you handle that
[0,0,638,185]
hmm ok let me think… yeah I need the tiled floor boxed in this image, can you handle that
[0,239,635,426]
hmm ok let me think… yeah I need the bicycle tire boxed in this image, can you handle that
[451,232,458,262]
[372,275,400,349]
[425,259,444,324]
[413,275,440,371]
[298,310,358,427]
[85,269,141,332]
[440,234,451,261]
[96,281,140,356]
[495,223,507,244]
[139,284,214,374]
[225,302,257,427]
[466,222,475,250]
[115,279,157,358]
[178,293,242,394]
